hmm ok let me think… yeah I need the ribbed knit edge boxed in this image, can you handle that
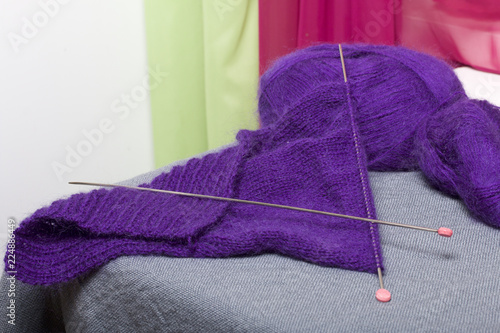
[6,145,249,286]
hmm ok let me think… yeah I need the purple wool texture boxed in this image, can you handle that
[259,44,500,227]
[6,44,500,286]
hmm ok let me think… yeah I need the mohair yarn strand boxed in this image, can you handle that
[6,44,500,286]
[259,43,500,227]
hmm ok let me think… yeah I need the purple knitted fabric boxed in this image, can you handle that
[9,83,382,286]
[6,44,500,286]
[259,44,500,227]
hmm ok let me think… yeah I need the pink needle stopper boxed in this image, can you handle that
[376,288,391,302]
[437,227,453,237]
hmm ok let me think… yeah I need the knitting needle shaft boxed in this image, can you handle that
[377,268,385,289]
[339,44,348,83]
[69,181,451,236]
[339,44,391,302]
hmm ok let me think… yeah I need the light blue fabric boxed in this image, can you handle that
[2,145,500,332]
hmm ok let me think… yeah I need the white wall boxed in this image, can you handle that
[455,67,500,107]
[0,0,155,260]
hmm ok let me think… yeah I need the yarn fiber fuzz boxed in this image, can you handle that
[6,44,500,286]
[259,44,500,227]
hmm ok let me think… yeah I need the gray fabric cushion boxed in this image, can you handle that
[2,146,500,332]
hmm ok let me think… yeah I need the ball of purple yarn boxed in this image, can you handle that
[258,44,500,228]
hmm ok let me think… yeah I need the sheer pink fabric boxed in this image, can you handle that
[259,0,500,75]
[259,0,397,74]
[399,0,500,74]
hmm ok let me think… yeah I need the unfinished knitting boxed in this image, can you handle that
[6,44,500,286]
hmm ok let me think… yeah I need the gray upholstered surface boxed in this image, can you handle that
[2,146,500,332]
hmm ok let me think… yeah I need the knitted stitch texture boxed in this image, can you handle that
[259,44,500,228]
[8,83,381,286]
[6,44,500,286]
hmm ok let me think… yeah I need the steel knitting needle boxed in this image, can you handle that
[69,181,453,237]
[339,44,348,83]
[338,43,391,301]
[339,43,393,302]
[376,268,391,302]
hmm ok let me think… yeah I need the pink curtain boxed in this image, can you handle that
[398,0,500,74]
[259,0,500,75]
[259,0,398,75]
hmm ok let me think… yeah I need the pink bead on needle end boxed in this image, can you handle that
[376,289,391,302]
[437,227,453,237]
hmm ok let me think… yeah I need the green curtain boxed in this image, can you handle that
[144,0,259,167]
